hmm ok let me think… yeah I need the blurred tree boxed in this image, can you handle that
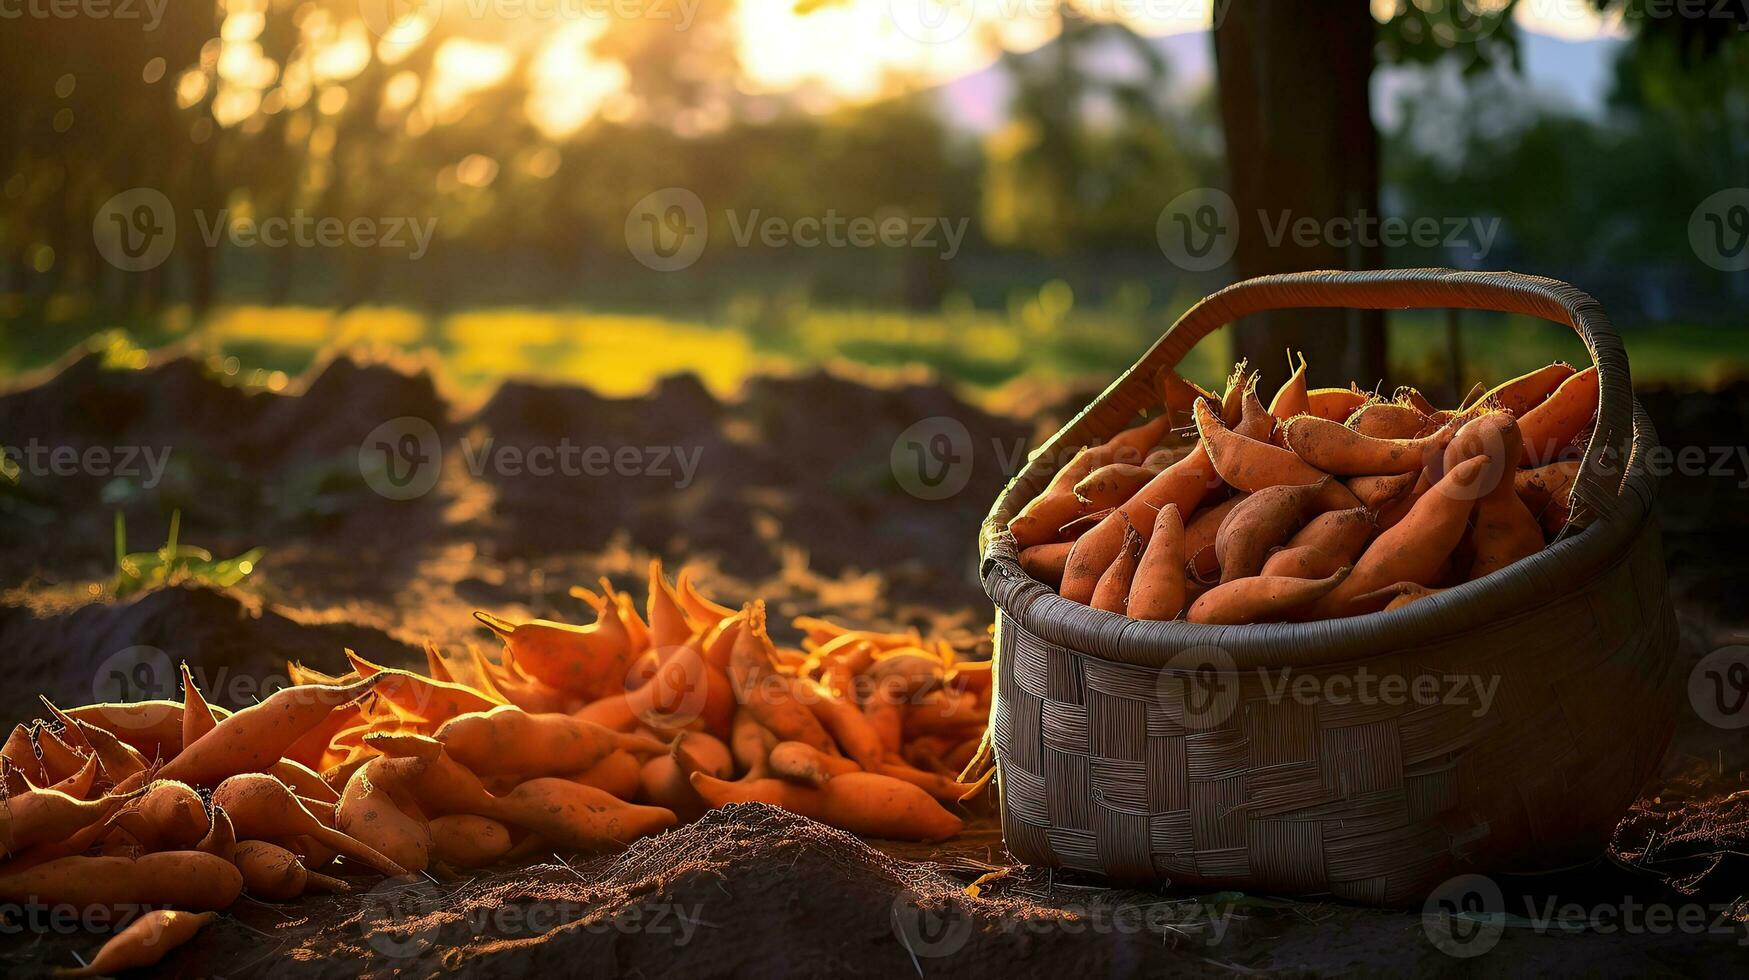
[1219,0,1746,385]
[1214,0,1386,386]
[983,5,1213,255]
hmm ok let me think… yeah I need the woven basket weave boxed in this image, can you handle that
[978,270,1680,905]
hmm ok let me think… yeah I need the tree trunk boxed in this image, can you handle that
[1212,0,1386,389]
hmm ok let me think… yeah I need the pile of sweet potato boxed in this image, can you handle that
[1010,358,1596,623]
[0,563,987,971]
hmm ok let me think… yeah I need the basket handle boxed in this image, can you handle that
[1074,270,1633,530]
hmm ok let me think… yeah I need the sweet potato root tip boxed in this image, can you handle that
[56,909,217,977]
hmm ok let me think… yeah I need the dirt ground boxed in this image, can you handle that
[1,349,1746,977]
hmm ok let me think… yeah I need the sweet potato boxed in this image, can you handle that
[571,749,642,798]
[1214,480,1342,583]
[1090,517,1143,613]
[1468,476,1546,580]
[179,662,219,752]
[1101,413,1176,463]
[675,566,736,628]
[690,773,827,816]
[818,771,963,843]
[111,779,208,852]
[428,814,514,867]
[1268,352,1310,423]
[235,840,348,900]
[495,778,677,852]
[1188,567,1350,625]
[647,559,698,653]
[67,718,148,785]
[729,602,836,753]
[1126,503,1187,621]
[1306,385,1369,422]
[345,649,501,724]
[32,724,85,786]
[436,705,665,778]
[625,633,735,736]
[1,785,141,856]
[1196,398,1329,492]
[473,606,634,701]
[0,851,241,912]
[160,676,380,787]
[800,688,886,769]
[269,758,339,804]
[58,909,216,977]
[43,753,97,799]
[363,731,503,819]
[195,805,235,862]
[1477,361,1575,416]
[1059,441,1217,603]
[1074,460,1162,510]
[337,758,433,874]
[213,772,408,876]
[1261,506,1375,579]
[1354,582,1447,612]
[1394,386,1436,415]
[1517,366,1598,466]
[729,709,779,777]
[1346,470,1419,511]
[1282,414,1448,476]
[768,741,860,786]
[65,702,198,762]
[1157,369,1218,427]
[1007,445,1117,548]
[1183,495,1244,582]
[467,643,574,715]
[859,678,904,758]
[1310,456,1489,618]
[1346,400,1428,439]
[1516,460,1580,535]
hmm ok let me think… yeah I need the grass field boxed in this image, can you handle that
[3,292,1742,407]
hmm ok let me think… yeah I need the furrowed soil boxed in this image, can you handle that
[0,350,1745,977]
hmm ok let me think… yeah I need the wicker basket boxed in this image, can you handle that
[978,270,1681,905]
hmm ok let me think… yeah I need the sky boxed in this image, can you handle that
[214,0,1626,139]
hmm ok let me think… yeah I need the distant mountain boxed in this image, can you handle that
[932,27,1626,136]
